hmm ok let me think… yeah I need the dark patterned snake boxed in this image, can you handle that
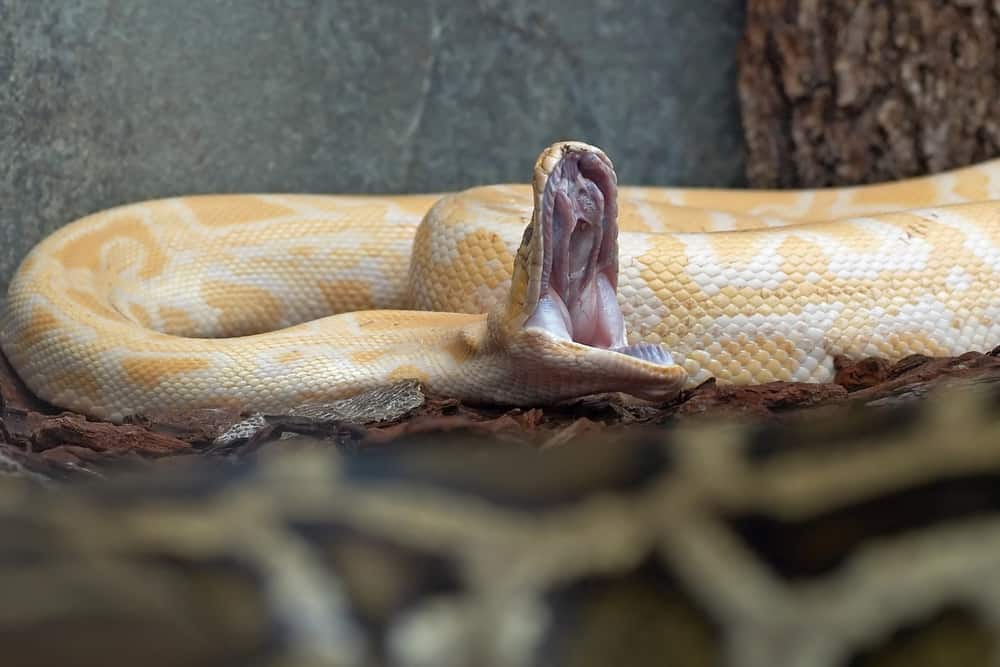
[2,377,1000,667]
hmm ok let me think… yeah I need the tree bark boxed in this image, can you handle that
[739,0,1000,188]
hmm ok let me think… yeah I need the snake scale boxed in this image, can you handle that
[2,141,1000,421]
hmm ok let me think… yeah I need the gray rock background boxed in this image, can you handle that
[0,0,747,294]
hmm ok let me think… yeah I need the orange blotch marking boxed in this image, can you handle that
[390,194,444,218]
[444,335,475,364]
[354,311,477,332]
[184,195,298,227]
[318,279,375,314]
[54,214,167,279]
[964,202,1000,246]
[659,205,716,231]
[277,349,305,364]
[50,366,102,399]
[666,188,808,219]
[157,306,199,336]
[801,189,841,221]
[701,228,780,268]
[16,254,38,276]
[293,195,436,223]
[128,303,154,328]
[353,314,402,332]
[461,185,531,216]
[453,229,515,291]
[201,281,285,336]
[849,178,940,209]
[17,309,61,351]
[881,331,951,357]
[65,288,122,321]
[120,356,212,390]
[786,217,886,254]
[774,235,829,282]
[350,349,388,364]
[291,390,335,404]
[387,364,428,383]
[616,203,655,233]
[953,168,991,201]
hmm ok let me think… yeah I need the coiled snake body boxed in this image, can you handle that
[3,141,1000,421]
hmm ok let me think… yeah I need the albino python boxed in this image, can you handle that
[2,141,1000,421]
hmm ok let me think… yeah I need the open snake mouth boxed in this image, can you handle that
[525,147,674,366]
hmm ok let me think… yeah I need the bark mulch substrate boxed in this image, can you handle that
[2,346,1000,483]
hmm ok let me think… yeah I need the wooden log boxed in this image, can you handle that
[739,0,1000,188]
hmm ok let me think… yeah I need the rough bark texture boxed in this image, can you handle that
[739,0,1000,188]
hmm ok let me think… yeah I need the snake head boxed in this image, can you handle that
[489,141,687,402]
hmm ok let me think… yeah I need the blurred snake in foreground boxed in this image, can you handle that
[2,141,999,421]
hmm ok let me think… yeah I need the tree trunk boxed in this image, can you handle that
[739,0,1000,188]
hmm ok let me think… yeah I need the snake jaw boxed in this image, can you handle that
[496,141,687,402]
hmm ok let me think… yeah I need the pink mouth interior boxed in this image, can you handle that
[525,150,673,366]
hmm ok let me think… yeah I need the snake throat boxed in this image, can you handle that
[526,146,673,367]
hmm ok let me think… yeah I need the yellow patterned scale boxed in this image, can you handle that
[2,141,999,421]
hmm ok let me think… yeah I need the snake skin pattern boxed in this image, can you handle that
[2,141,1000,421]
[3,381,1000,666]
